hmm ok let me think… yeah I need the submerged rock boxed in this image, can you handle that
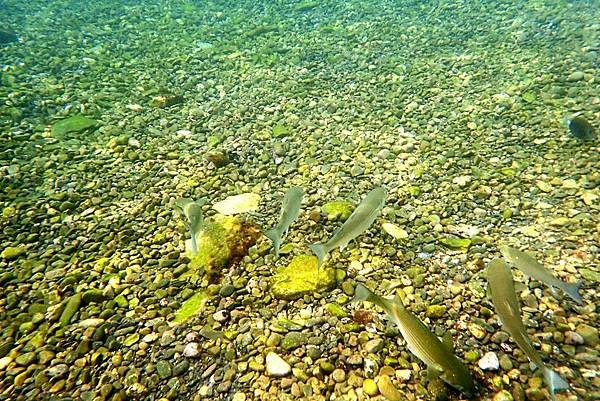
[322,200,354,222]
[0,30,18,45]
[51,115,98,138]
[270,254,336,300]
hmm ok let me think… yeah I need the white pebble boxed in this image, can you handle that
[265,352,290,377]
[478,351,499,371]
[183,342,200,358]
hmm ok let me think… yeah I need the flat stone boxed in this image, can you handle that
[156,360,172,380]
[364,339,384,354]
[265,352,290,377]
[281,332,309,351]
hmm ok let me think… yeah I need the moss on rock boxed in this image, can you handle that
[271,254,336,300]
[51,115,98,138]
[322,201,354,222]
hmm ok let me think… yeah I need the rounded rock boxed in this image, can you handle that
[265,352,290,377]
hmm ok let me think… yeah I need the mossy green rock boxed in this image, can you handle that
[59,293,82,327]
[322,201,354,222]
[270,255,336,300]
[272,123,289,138]
[439,237,471,251]
[426,304,447,319]
[1,246,26,259]
[281,332,309,351]
[187,215,242,276]
[172,291,208,325]
[51,115,98,137]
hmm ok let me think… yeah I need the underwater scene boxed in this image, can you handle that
[0,0,598,400]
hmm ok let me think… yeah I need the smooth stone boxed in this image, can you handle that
[183,343,200,358]
[363,378,379,396]
[478,351,499,371]
[364,339,384,354]
[567,71,584,82]
[265,352,290,377]
[377,375,403,401]
[156,360,172,379]
[564,331,584,345]
[575,324,598,346]
[281,332,309,351]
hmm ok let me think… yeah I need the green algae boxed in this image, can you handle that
[270,254,336,300]
[1,246,26,259]
[51,115,98,138]
[171,291,209,325]
[272,123,289,138]
[322,201,354,222]
[59,293,82,327]
[439,237,472,251]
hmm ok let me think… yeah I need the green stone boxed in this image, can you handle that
[464,350,480,363]
[270,254,336,300]
[1,246,26,259]
[82,289,105,304]
[439,237,471,251]
[123,333,140,347]
[325,303,348,318]
[51,115,98,138]
[377,375,403,401]
[426,304,447,319]
[576,323,598,346]
[114,295,128,308]
[281,332,309,351]
[493,390,514,401]
[15,352,36,366]
[580,268,600,282]
[172,291,208,325]
[363,378,379,396]
[59,293,82,327]
[272,124,289,138]
[156,360,173,380]
[322,201,354,221]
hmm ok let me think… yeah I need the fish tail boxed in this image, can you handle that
[542,366,569,400]
[563,281,583,304]
[308,243,326,268]
[264,228,281,256]
[190,231,198,255]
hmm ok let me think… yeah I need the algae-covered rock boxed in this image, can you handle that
[272,124,289,138]
[186,214,260,282]
[271,254,336,300]
[439,237,471,251]
[322,201,354,222]
[171,291,209,325]
[59,293,82,327]
[51,115,98,138]
[1,246,26,259]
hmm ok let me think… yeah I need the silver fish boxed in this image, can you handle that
[353,283,476,396]
[174,198,207,254]
[499,245,582,304]
[309,187,387,267]
[487,258,569,400]
[264,186,304,256]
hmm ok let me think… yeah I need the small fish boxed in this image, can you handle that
[499,245,582,304]
[309,187,387,267]
[174,198,207,254]
[352,283,476,396]
[566,116,595,141]
[264,186,304,256]
[487,259,569,400]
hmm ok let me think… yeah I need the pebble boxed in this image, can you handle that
[364,339,384,354]
[331,368,346,383]
[156,360,172,380]
[377,375,403,401]
[564,331,584,345]
[575,324,598,346]
[183,343,200,358]
[567,71,584,81]
[265,352,290,377]
[478,351,499,371]
[363,378,378,396]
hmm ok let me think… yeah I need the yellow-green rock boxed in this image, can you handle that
[171,291,209,325]
[51,115,98,138]
[270,255,336,300]
[322,201,354,221]
[439,237,471,251]
[1,246,26,259]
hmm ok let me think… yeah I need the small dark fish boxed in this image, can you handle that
[567,116,595,141]
[0,30,19,45]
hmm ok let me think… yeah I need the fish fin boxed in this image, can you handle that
[441,331,454,351]
[264,228,281,256]
[351,283,374,303]
[542,366,569,400]
[426,365,444,380]
[563,281,583,304]
[309,243,326,268]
